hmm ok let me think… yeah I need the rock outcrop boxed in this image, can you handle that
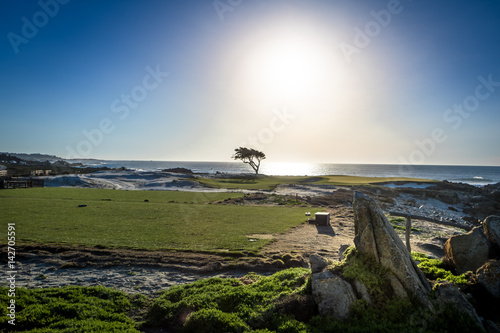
[444,215,500,301]
[311,191,493,329]
[311,270,357,320]
[352,191,432,308]
[311,192,434,319]
[309,191,497,330]
[476,260,500,299]
[445,226,491,274]
[309,253,328,273]
[484,215,500,250]
[434,282,485,331]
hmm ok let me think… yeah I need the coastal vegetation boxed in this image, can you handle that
[411,252,468,286]
[146,267,311,332]
[0,285,144,332]
[388,216,423,233]
[0,265,477,332]
[196,174,438,190]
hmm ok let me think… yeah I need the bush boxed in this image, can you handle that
[412,252,468,286]
[146,268,311,331]
[182,308,250,333]
[0,286,140,332]
[331,247,392,305]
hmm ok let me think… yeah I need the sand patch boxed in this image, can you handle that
[246,234,275,240]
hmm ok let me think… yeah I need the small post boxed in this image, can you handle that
[405,215,412,253]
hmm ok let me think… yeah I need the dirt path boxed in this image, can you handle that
[258,205,464,261]
[259,206,355,261]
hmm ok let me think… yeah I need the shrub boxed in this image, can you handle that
[146,268,311,331]
[332,247,392,305]
[0,286,140,332]
[182,308,250,333]
[412,252,468,286]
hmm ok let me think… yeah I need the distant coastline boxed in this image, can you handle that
[76,160,500,186]
[2,152,499,186]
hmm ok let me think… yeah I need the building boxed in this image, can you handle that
[31,170,51,176]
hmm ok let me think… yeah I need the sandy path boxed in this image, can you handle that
[260,206,355,261]
[258,205,463,261]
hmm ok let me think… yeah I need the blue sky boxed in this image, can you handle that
[1,0,499,165]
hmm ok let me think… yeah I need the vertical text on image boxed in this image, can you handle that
[6,223,17,326]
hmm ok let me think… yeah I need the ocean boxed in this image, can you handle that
[79,160,500,186]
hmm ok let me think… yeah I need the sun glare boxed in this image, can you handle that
[258,38,321,96]
[262,162,318,176]
[238,25,340,105]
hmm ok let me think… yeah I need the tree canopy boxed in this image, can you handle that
[232,147,266,175]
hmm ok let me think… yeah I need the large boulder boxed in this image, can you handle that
[434,282,484,331]
[352,191,432,308]
[444,226,491,274]
[309,254,328,273]
[476,259,500,299]
[311,270,357,320]
[433,190,460,204]
[484,215,500,251]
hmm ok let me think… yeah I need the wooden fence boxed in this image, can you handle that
[0,179,44,189]
[387,211,472,253]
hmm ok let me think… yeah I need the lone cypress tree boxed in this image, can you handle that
[232,147,266,175]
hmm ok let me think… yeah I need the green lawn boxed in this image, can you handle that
[0,188,307,252]
[196,175,318,190]
[317,175,438,186]
[197,174,438,190]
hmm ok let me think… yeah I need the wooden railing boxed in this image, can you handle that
[387,211,472,231]
[387,211,472,253]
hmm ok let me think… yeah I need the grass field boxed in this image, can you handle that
[0,188,308,252]
[196,174,438,190]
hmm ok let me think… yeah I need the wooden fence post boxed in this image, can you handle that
[405,215,412,253]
